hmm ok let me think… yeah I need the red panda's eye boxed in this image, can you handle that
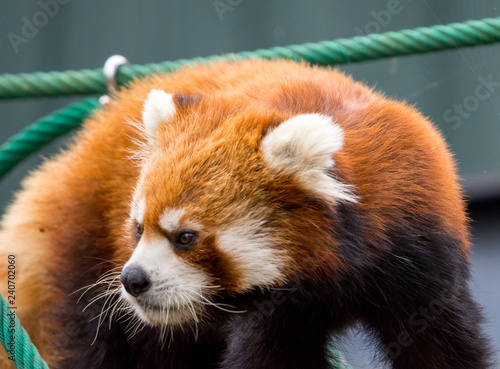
[174,232,197,250]
[135,223,144,240]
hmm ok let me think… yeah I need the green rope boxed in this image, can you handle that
[2,16,500,99]
[0,98,100,181]
[2,16,500,180]
[0,295,48,368]
[328,340,352,369]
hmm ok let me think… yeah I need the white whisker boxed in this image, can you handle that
[188,289,246,314]
[91,275,122,345]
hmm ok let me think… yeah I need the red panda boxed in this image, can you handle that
[0,59,491,369]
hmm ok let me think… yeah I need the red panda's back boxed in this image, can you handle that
[140,59,469,253]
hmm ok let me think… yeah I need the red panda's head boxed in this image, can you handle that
[119,89,357,327]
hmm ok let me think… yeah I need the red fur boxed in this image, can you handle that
[0,59,487,369]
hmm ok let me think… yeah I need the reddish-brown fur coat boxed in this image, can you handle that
[0,59,489,368]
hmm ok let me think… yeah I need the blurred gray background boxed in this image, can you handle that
[1,1,499,367]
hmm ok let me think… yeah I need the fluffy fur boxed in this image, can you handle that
[0,59,491,368]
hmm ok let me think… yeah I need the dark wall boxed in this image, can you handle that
[1,2,500,367]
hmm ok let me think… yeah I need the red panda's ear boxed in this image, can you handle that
[142,89,176,144]
[261,113,357,203]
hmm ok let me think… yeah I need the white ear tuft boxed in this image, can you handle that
[261,113,357,203]
[142,89,176,143]
[262,113,344,170]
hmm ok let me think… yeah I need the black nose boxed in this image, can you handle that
[120,265,151,297]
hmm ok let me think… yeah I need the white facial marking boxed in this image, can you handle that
[159,208,185,233]
[158,207,203,234]
[142,89,176,143]
[135,197,146,224]
[261,113,358,203]
[122,235,209,326]
[217,214,289,292]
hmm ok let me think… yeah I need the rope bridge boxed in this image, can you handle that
[2,15,500,368]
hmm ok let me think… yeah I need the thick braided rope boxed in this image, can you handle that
[2,16,500,99]
[328,340,352,369]
[0,98,101,180]
[0,295,48,369]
